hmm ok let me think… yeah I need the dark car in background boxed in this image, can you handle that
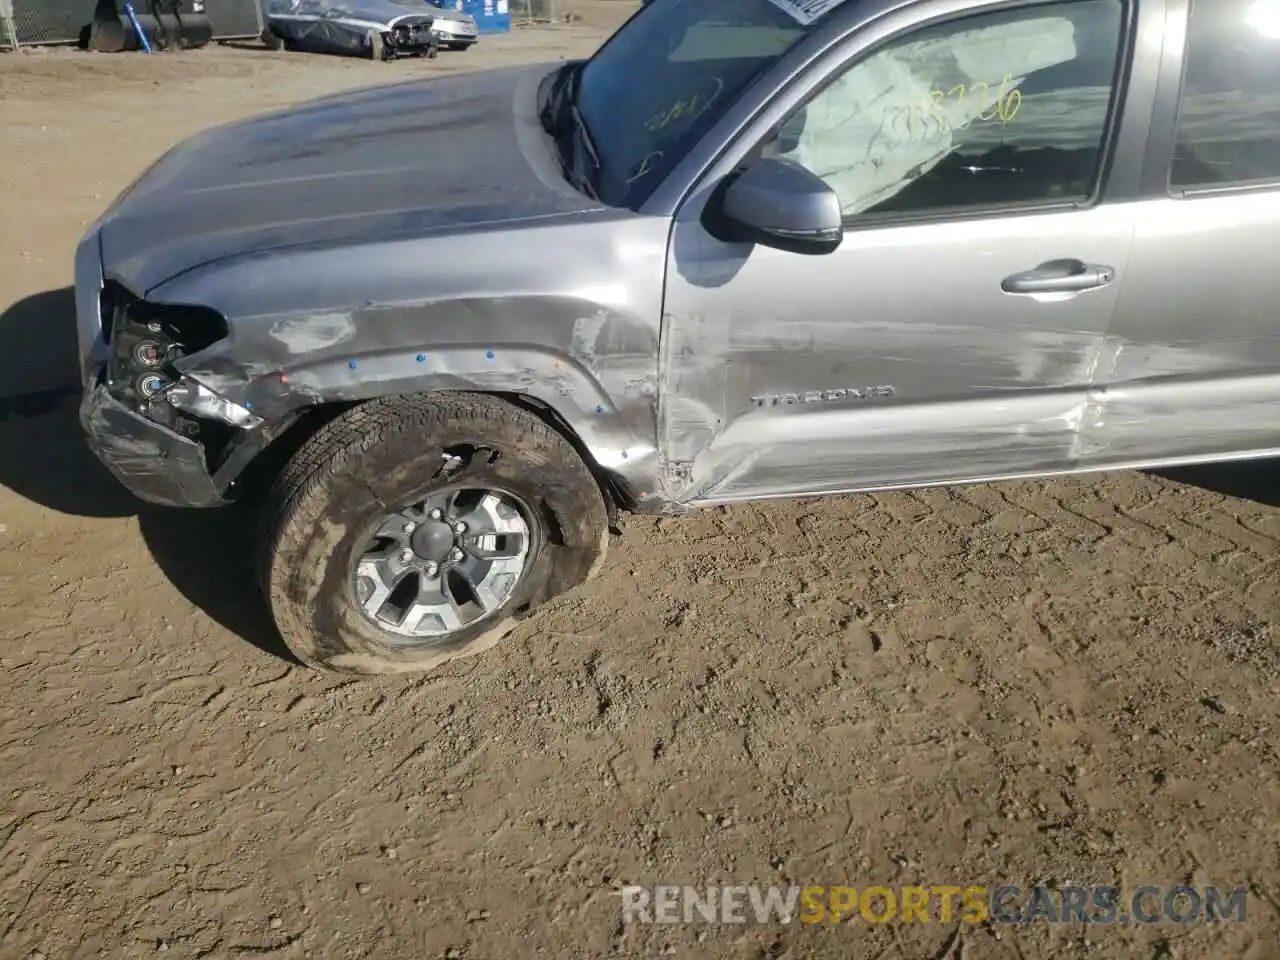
[261,0,475,58]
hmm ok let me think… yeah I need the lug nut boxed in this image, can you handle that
[402,521,416,534]
[429,508,443,520]
[449,547,465,563]
[399,548,414,564]
[453,521,467,535]
[423,561,439,577]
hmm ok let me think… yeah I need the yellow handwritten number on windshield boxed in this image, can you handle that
[908,74,1022,134]
[643,77,726,133]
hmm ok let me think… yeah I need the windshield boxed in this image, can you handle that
[575,0,835,208]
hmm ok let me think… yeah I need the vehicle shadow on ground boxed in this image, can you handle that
[0,288,299,665]
[1155,460,1280,506]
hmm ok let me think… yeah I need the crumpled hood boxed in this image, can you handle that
[97,63,596,294]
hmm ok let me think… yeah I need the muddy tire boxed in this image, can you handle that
[258,393,610,676]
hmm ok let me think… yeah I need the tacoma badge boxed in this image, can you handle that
[750,386,896,408]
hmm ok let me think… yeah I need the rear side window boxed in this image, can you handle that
[1171,0,1280,189]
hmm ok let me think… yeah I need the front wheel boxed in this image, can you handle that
[258,393,610,675]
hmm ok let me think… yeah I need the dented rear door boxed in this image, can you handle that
[1089,0,1280,467]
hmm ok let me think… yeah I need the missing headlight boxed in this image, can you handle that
[106,318,179,405]
[132,340,169,367]
[105,295,228,408]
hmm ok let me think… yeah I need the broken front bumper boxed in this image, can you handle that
[80,378,225,509]
[385,18,439,56]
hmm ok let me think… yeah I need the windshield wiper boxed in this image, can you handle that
[568,101,601,200]
[567,63,601,172]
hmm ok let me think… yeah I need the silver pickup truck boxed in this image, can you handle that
[75,0,1280,674]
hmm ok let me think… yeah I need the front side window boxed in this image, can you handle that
[767,0,1124,220]
[574,0,840,209]
[1171,0,1280,190]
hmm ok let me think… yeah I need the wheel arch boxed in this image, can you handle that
[184,333,663,511]
[226,388,634,526]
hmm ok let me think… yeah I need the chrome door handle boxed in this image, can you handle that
[1001,258,1115,295]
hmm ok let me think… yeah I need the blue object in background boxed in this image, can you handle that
[464,0,510,34]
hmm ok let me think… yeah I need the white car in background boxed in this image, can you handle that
[424,0,480,49]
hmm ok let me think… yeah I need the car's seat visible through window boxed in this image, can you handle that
[771,0,1125,220]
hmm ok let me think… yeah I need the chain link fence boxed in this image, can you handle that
[10,0,87,44]
[508,0,556,26]
[3,0,262,46]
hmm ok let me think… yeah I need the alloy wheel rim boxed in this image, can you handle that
[350,485,533,642]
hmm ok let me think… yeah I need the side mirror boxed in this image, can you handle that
[707,157,843,255]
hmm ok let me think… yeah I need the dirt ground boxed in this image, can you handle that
[2,8,1280,959]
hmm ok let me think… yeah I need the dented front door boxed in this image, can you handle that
[655,0,1138,504]
[659,208,1135,503]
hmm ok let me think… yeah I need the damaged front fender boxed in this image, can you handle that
[134,214,672,505]
[234,344,653,473]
